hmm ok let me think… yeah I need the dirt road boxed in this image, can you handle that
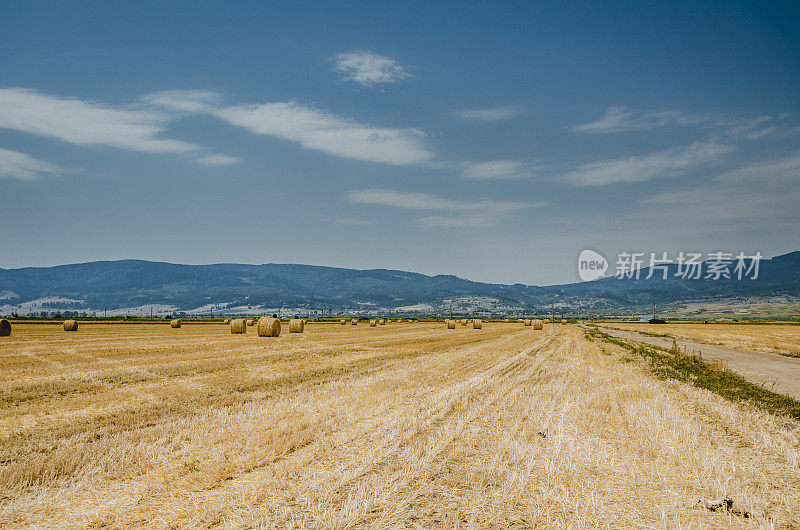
[593,324,800,399]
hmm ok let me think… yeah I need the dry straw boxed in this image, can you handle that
[504,318,510,322]
[561,319,568,325]
[223,319,230,324]
[524,319,532,326]
[340,319,347,325]
[517,318,524,323]
[460,319,468,326]
[378,319,386,325]
[533,319,543,330]
[0,319,10,337]
[472,319,482,329]
[257,317,280,337]
[370,319,377,327]
[246,319,255,326]
[544,318,550,324]
[351,319,358,325]
[446,320,456,329]
[170,319,181,328]
[289,319,305,333]
[230,319,246,334]
[63,320,78,332]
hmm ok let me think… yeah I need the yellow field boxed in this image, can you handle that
[1,322,799,527]
[601,322,800,357]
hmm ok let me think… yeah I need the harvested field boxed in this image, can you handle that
[1,322,799,527]
[602,322,800,357]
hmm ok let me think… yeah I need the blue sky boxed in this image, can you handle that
[1,1,799,285]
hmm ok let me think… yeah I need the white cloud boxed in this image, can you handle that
[460,159,540,179]
[714,150,800,185]
[347,188,541,227]
[569,106,706,134]
[0,88,201,153]
[558,139,735,186]
[148,90,433,166]
[213,101,433,166]
[0,147,61,180]
[453,106,525,121]
[194,154,241,166]
[141,90,221,113]
[333,51,410,86]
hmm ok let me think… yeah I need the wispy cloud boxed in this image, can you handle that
[141,90,221,113]
[347,188,542,227]
[558,139,735,186]
[569,105,706,134]
[453,105,525,121]
[714,150,800,185]
[0,88,200,153]
[194,154,241,166]
[333,51,410,86]
[639,152,800,227]
[150,91,434,166]
[0,88,239,167]
[321,216,375,226]
[460,159,541,179]
[0,147,61,180]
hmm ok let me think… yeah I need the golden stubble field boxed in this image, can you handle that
[1,321,799,527]
[601,322,800,357]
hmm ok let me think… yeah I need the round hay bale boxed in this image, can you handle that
[561,319,568,325]
[230,319,246,334]
[524,319,532,326]
[0,319,10,337]
[246,319,255,326]
[223,319,230,324]
[340,319,347,325]
[63,320,78,331]
[378,318,386,325]
[170,319,181,328]
[351,319,358,325]
[472,319,482,329]
[543,319,550,324]
[370,319,377,327]
[504,318,510,323]
[533,319,543,330]
[460,319,468,326]
[257,317,281,337]
[517,318,524,323]
[446,320,456,329]
[289,318,305,333]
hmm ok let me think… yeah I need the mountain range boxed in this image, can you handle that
[1,252,799,317]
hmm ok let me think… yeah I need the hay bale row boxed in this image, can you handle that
[289,318,305,333]
[257,316,281,337]
[230,318,247,334]
[0,319,10,337]
[533,319,543,330]
[63,320,78,331]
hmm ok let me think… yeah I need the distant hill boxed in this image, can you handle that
[1,252,799,316]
